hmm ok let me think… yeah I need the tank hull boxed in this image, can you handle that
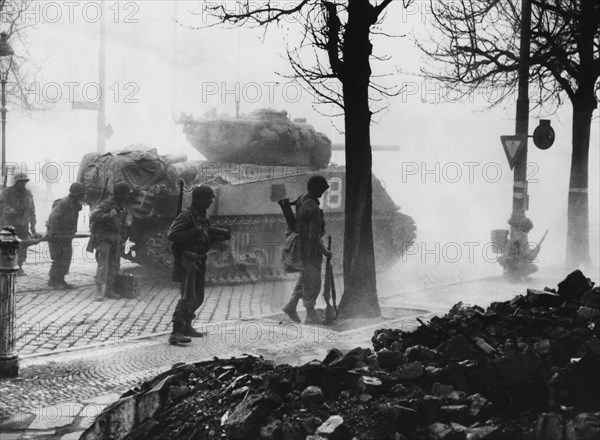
[77,147,416,281]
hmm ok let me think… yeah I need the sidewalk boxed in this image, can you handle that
[2,243,596,439]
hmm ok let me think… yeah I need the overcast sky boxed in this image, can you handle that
[7,0,600,267]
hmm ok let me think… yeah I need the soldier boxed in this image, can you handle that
[46,182,86,289]
[282,175,332,325]
[168,185,226,345]
[0,171,40,276]
[89,182,131,301]
[500,215,540,281]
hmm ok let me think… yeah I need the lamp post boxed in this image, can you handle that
[499,0,537,280]
[0,31,14,187]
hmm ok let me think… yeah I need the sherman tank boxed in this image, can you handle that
[77,110,416,281]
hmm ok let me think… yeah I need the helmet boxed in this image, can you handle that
[192,185,215,203]
[69,182,86,196]
[113,182,132,196]
[13,172,29,183]
[307,175,329,193]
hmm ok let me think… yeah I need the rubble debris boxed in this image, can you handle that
[301,386,325,405]
[315,415,352,440]
[81,270,600,440]
[557,270,595,301]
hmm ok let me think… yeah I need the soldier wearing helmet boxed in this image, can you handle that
[167,184,226,345]
[282,175,332,325]
[89,181,132,301]
[0,171,40,276]
[45,182,87,289]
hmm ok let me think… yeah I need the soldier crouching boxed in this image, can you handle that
[168,184,230,345]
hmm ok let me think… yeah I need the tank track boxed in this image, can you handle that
[132,211,416,284]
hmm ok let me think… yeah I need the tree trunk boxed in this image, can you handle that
[337,0,381,318]
[566,96,595,268]
[566,0,597,268]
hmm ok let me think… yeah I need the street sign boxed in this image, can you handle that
[501,135,527,170]
[533,119,555,150]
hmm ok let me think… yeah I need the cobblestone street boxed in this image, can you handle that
[13,239,501,359]
[1,239,597,439]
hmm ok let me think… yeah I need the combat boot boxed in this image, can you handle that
[169,323,192,345]
[184,323,205,338]
[305,308,324,325]
[95,284,104,302]
[184,315,204,337]
[283,297,301,323]
[104,283,121,299]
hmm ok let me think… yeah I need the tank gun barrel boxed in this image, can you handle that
[332,144,399,152]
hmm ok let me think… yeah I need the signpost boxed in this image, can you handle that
[501,135,528,170]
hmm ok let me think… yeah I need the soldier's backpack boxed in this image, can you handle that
[278,198,303,272]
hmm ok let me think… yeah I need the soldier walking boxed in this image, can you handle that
[168,185,226,345]
[46,182,86,289]
[0,172,41,276]
[282,175,332,325]
[89,182,132,301]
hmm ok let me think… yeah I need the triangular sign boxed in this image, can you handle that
[501,135,527,170]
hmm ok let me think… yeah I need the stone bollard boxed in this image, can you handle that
[0,226,20,377]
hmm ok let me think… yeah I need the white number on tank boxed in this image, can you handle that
[325,177,342,209]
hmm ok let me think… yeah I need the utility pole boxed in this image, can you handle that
[97,1,106,153]
[513,0,531,219]
[499,0,537,280]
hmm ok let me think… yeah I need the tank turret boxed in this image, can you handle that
[180,108,332,168]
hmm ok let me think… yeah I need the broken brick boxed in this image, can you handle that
[558,270,595,301]
[564,412,600,440]
[356,376,382,394]
[527,289,565,307]
[398,362,424,380]
[535,412,564,440]
[427,422,467,440]
[315,415,352,440]
[377,348,405,369]
[440,405,470,425]
[405,345,439,362]
[301,386,324,405]
[223,394,276,440]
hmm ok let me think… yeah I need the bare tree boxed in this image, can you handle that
[204,0,410,318]
[420,0,600,267]
[1,0,40,111]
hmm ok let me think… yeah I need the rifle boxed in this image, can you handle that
[176,179,184,216]
[21,234,92,248]
[171,179,185,282]
[538,229,549,247]
[171,181,231,282]
[86,177,110,253]
[528,229,549,261]
[209,227,231,242]
[324,235,337,324]
[277,198,297,232]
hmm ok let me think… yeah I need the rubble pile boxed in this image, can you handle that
[88,270,600,440]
